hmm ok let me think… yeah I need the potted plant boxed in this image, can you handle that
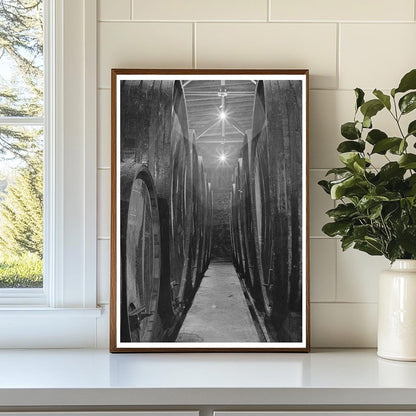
[319,68,416,361]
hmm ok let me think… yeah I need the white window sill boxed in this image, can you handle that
[0,349,415,409]
[0,307,103,348]
[0,307,102,317]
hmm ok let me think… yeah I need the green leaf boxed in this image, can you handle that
[398,227,416,255]
[371,137,402,154]
[354,241,383,256]
[341,235,355,251]
[355,88,365,110]
[373,89,391,110]
[330,175,361,200]
[406,174,416,187]
[369,203,383,220]
[378,162,406,181]
[325,167,351,176]
[360,99,384,119]
[322,221,351,237]
[339,151,360,166]
[318,180,331,194]
[386,240,402,262]
[357,195,389,211]
[399,154,416,169]
[352,225,373,240]
[341,122,360,140]
[395,69,416,94]
[399,92,416,115]
[326,203,356,220]
[353,158,366,174]
[363,116,372,129]
[366,129,387,145]
[337,140,365,153]
[390,139,408,155]
[407,120,416,137]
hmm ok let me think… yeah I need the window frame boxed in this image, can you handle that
[0,0,100,348]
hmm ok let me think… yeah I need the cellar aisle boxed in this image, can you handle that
[177,262,261,342]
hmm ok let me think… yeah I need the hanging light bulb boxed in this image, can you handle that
[219,110,227,120]
[218,152,227,163]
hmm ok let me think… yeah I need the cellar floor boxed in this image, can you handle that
[177,262,260,342]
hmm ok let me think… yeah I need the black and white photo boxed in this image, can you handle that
[110,70,309,352]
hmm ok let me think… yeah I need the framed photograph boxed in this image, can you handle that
[110,69,310,352]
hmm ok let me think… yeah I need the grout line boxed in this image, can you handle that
[415,0,416,21]
[311,301,378,305]
[308,168,336,171]
[98,19,268,23]
[98,167,111,170]
[97,236,111,240]
[267,0,271,22]
[336,23,340,90]
[97,19,415,23]
[130,0,133,20]
[193,22,197,69]
[309,235,337,239]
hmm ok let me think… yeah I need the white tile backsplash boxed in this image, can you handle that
[340,24,416,90]
[98,22,193,88]
[309,170,334,237]
[196,23,338,89]
[97,239,110,304]
[310,239,336,302]
[96,2,416,347]
[311,303,378,347]
[336,245,390,303]
[98,0,131,21]
[132,0,268,21]
[270,0,414,22]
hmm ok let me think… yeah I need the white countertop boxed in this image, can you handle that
[0,348,416,407]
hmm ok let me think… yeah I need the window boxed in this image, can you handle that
[0,0,100,347]
[0,0,45,292]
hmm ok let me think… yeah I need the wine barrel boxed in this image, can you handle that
[203,182,213,273]
[120,80,193,317]
[235,159,251,285]
[206,182,213,268]
[170,102,194,307]
[195,156,207,282]
[120,162,161,342]
[250,79,303,339]
[188,130,202,289]
[240,132,262,306]
[230,183,243,275]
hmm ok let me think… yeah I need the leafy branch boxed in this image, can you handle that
[319,69,416,262]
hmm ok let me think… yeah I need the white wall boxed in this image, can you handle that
[95,0,416,348]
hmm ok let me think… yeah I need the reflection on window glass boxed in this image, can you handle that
[0,0,44,289]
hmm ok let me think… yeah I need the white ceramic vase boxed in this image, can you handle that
[378,259,416,361]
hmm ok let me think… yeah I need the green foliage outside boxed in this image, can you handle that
[319,69,416,262]
[0,252,42,288]
[0,0,44,288]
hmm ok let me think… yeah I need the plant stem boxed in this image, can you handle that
[390,98,406,139]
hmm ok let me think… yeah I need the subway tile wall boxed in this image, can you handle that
[96,0,416,347]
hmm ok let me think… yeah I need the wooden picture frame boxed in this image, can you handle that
[110,69,310,352]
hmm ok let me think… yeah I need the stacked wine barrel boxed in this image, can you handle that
[119,80,213,342]
[230,80,303,342]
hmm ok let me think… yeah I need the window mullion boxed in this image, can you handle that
[0,117,45,126]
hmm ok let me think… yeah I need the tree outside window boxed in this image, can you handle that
[0,0,44,288]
